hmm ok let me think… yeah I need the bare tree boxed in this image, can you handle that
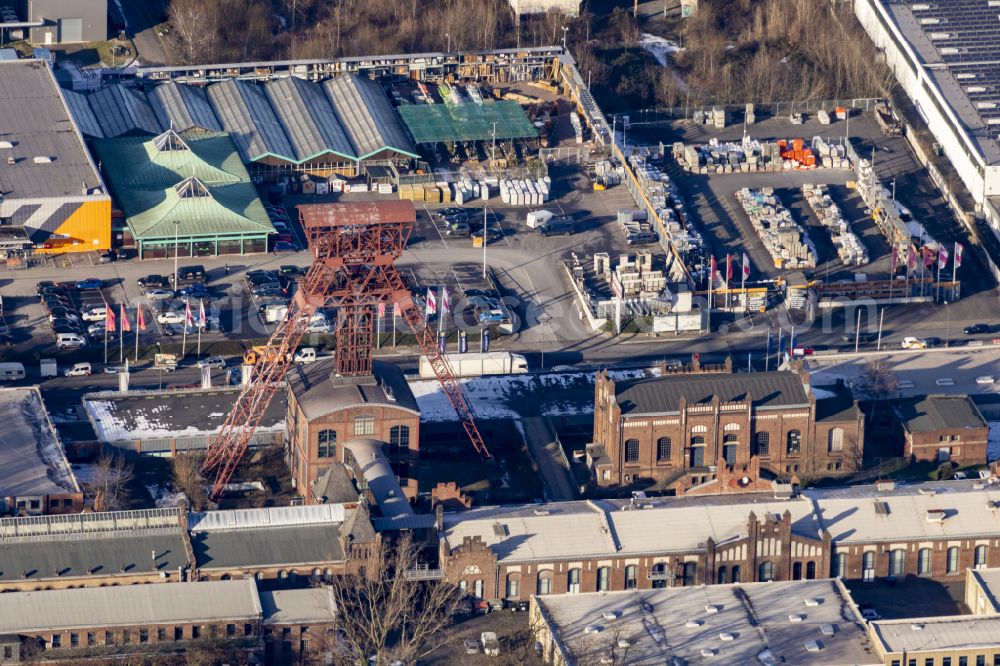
[570,622,634,666]
[90,450,133,512]
[167,0,220,63]
[328,534,461,664]
[173,453,208,511]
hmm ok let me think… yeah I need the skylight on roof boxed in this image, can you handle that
[154,129,190,153]
[175,176,212,199]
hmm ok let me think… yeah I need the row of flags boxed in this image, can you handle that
[709,253,751,285]
[103,300,208,335]
[424,286,452,317]
[891,242,963,273]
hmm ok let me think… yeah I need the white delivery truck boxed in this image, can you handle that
[418,351,528,379]
[40,358,58,378]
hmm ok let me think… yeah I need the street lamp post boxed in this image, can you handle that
[446,33,451,53]
[561,26,568,51]
[172,220,181,293]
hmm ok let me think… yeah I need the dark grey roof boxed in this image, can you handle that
[0,60,106,200]
[0,388,79,497]
[896,395,987,433]
[323,74,417,159]
[206,79,295,162]
[266,76,354,162]
[85,387,286,441]
[0,531,188,581]
[87,84,162,137]
[147,81,222,133]
[311,464,358,504]
[814,386,860,423]
[192,524,344,569]
[613,371,809,416]
[286,359,418,421]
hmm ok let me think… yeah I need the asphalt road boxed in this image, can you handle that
[120,0,169,65]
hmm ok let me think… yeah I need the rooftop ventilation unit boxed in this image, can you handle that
[804,598,821,607]
[804,640,821,652]
[705,604,721,614]
[820,624,836,636]
[32,155,52,163]
[911,623,925,631]
[925,509,947,523]
[602,611,620,620]
[789,614,805,623]
[719,632,735,641]
[0,141,13,149]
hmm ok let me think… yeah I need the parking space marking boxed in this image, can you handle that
[423,203,451,248]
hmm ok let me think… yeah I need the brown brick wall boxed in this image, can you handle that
[905,427,989,466]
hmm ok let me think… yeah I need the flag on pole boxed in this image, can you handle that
[742,252,750,279]
[185,301,194,327]
[907,244,918,272]
[120,304,130,333]
[198,300,206,328]
[954,242,964,269]
[922,246,936,268]
[137,306,147,332]
[441,286,451,313]
[891,246,899,271]
[725,254,733,282]
[709,256,717,286]
[425,288,437,317]
[105,305,116,332]
[377,301,386,318]
[938,246,949,270]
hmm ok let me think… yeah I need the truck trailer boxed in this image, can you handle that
[418,351,528,379]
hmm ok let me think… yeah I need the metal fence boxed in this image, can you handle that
[106,430,283,455]
[622,98,884,125]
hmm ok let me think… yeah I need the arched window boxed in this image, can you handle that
[317,429,336,458]
[656,437,672,462]
[862,551,876,582]
[947,547,960,574]
[624,565,638,590]
[689,436,705,467]
[389,425,410,452]
[786,430,802,455]
[722,433,738,465]
[717,566,727,585]
[975,545,988,570]
[596,567,610,592]
[567,568,581,594]
[624,439,640,463]
[806,561,816,580]
[758,561,775,582]
[731,565,741,583]
[537,571,553,595]
[473,579,484,599]
[754,432,770,456]
[834,553,847,578]
[918,548,932,575]
[682,562,697,586]
[889,549,905,577]
[792,562,803,580]
[651,563,667,589]
[506,573,521,599]
[828,428,844,453]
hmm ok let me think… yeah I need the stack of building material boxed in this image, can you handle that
[611,252,668,299]
[802,184,868,266]
[499,178,551,205]
[811,137,850,169]
[735,187,817,269]
[437,182,452,203]
[778,138,816,169]
[817,109,831,125]
[711,106,726,129]
[570,111,583,144]
[422,184,441,204]
[674,136,847,174]
[595,161,623,186]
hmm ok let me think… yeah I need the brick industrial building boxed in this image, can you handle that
[894,395,989,466]
[285,358,420,508]
[588,365,864,492]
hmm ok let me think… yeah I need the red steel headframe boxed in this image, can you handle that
[202,201,489,499]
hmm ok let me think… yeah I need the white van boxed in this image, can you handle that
[55,333,87,350]
[0,362,25,381]
[294,347,317,364]
[81,306,108,322]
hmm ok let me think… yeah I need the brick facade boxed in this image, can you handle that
[895,395,989,467]
[591,368,864,491]
[440,511,830,600]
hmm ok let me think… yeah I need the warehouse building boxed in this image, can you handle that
[530,579,875,665]
[508,0,580,17]
[894,394,989,466]
[91,129,274,258]
[0,387,82,516]
[67,74,418,178]
[854,0,1000,230]
[10,0,107,45]
[0,59,110,255]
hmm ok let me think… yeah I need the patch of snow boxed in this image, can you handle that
[810,387,838,400]
[85,398,284,441]
[145,483,187,509]
[989,422,1000,462]
[410,368,654,422]
[639,33,683,67]
[207,412,224,418]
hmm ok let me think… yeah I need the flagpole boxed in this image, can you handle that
[197,299,202,357]
[135,305,141,362]
[377,307,382,350]
[182,302,188,359]
[103,313,109,365]
[119,311,124,364]
[392,303,397,348]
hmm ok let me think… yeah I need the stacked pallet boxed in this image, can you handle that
[570,111,584,144]
[802,184,868,266]
[672,136,850,174]
[735,187,817,269]
[614,252,667,298]
[811,137,850,169]
[499,178,551,206]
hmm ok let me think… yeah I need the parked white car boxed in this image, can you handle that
[196,355,226,369]
[64,362,92,377]
[157,311,186,325]
[900,336,926,350]
[976,375,995,385]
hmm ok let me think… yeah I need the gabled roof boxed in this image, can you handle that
[207,79,296,163]
[323,74,418,159]
[125,179,271,239]
[147,80,223,133]
[895,395,987,433]
[88,84,161,137]
[612,371,810,416]
[95,130,245,190]
[266,76,355,162]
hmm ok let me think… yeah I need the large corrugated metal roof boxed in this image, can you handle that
[188,503,346,532]
[147,80,222,132]
[613,370,809,416]
[192,523,346,569]
[0,388,79,497]
[88,84,162,137]
[126,178,272,239]
[324,74,418,159]
[261,588,337,625]
[62,88,104,138]
[266,76,354,162]
[0,60,105,200]
[207,79,295,162]
[0,579,261,633]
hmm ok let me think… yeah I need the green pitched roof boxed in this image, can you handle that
[91,129,273,241]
